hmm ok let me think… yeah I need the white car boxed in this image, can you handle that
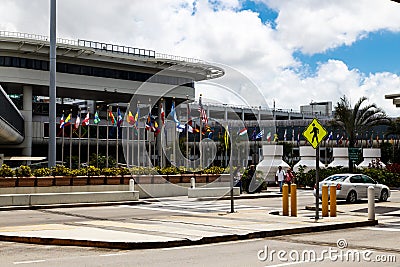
[313,173,391,203]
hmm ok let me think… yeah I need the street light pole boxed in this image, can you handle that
[48,0,57,168]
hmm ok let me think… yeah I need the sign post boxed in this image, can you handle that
[348,147,360,172]
[302,118,328,220]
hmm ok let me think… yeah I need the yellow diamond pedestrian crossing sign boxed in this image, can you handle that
[302,118,328,149]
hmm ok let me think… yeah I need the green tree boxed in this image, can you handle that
[332,96,390,172]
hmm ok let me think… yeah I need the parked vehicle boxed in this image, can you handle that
[313,173,391,203]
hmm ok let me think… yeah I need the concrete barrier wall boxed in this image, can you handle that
[0,191,139,207]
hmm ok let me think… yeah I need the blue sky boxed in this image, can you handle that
[1,0,400,116]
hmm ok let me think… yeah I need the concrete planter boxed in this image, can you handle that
[0,178,17,187]
[71,176,88,186]
[105,176,122,185]
[167,175,182,184]
[16,177,36,187]
[54,176,72,186]
[88,176,106,185]
[36,177,54,187]
[180,174,193,183]
[136,175,153,184]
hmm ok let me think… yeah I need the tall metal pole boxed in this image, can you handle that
[48,0,57,168]
[315,146,320,220]
[186,95,189,170]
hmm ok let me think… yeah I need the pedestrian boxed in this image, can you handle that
[275,166,285,193]
[285,167,295,193]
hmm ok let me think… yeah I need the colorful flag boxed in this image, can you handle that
[238,128,247,136]
[117,107,123,127]
[59,114,65,128]
[127,111,135,125]
[258,130,265,140]
[82,112,90,126]
[297,132,300,146]
[251,129,257,141]
[224,126,229,149]
[198,96,208,125]
[65,113,71,127]
[176,123,185,132]
[273,133,278,142]
[108,109,116,125]
[160,103,165,125]
[170,102,179,123]
[187,124,193,133]
[135,108,139,128]
[328,131,333,141]
[145,113,152,131]
[94,111,100,124]
[75,114,81,129]
[292,129,295,142]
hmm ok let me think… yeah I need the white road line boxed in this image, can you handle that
[13,260,46,265]
[99,253,128,257]
[362,226,400,232]
[264,261,311,267]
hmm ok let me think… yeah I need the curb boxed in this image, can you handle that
[197,192,282,201]
[0,200,146,211]
[0,219,378,250]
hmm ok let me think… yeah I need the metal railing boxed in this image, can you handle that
[0,31,208,64]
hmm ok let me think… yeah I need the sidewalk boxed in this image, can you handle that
[0,197,377,249]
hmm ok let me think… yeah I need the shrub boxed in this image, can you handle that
[101,167,119,176]
[86,166,101,176]
[0,164,15,177]
[159,166,179,175]
[15,165,32,177]
[51,165,72,176]
[203,166,225,174]
[33,168,51,177]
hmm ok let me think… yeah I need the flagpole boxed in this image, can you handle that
[87,109,90,167]
[148,100,152,168]
[173,98,176,167]
[186,95,189,170]
[78,108,81,169]
[96,107,99,168]
[199,94,203,169]
[61,110,64,165]
[69,109,72,169]
[106,105,110,168]
[137,101,140,167]
[116,105,119,168]
[125,104,130,167]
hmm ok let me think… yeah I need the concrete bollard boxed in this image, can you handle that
[129,179,135,191]
[322,185,329,217]
[368,186,375,221]
[330,185,337,217]
[282,184,289,216]
[290,184,297,217]
[190,177,195,188]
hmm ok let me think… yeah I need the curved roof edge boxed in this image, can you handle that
[0,31,225,81]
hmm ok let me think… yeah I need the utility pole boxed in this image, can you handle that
[48,0,57,167]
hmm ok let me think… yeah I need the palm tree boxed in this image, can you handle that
[332,96,390,171]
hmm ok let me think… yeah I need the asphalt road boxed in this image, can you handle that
[0,189,398,267]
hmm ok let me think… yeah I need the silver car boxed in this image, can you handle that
[313,173,391,203]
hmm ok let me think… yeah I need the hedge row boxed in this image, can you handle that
[0,164,227,178]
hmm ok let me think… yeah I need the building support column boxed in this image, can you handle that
[22,85,33,161]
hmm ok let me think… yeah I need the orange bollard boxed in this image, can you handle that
[282,184,289,216]
[330,185,337,217]
[290,184,297,217]
[322,185,329,217]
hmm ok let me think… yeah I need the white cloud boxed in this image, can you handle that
[0,0,400,116]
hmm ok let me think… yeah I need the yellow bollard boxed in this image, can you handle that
[282,184,289,216]
[330,185,337,217]
[290,184,297,217]
[322,185,329,217]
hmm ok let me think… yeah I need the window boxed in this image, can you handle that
[350,176,363,183]
[0,56,194,88]
[361,175,375,184]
